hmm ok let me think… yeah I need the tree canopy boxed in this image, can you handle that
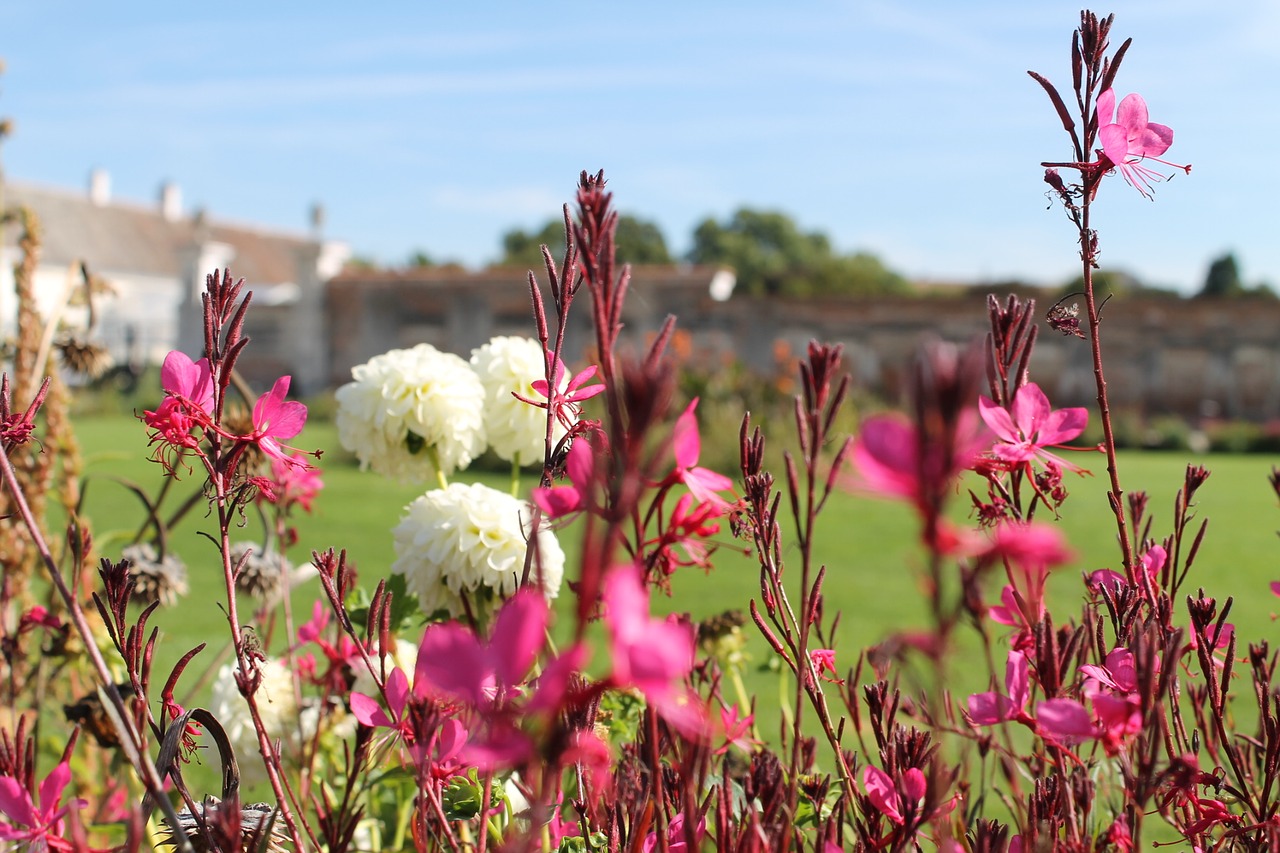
[498,213,672,269]
[687,208,909,297]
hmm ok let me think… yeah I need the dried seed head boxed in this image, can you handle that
[230,542,292,600]
[122,543,189,607]
[55,334,113,380]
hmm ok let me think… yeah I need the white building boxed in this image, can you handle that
[0,171,349,394]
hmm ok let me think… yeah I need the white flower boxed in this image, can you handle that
[335,344,486,483]
[210,659,300,787]
[391,482,565,617]
[470,336,565,466]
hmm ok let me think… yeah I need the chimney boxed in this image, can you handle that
[309,201,326,239]
[159,181,182,222]
[88,169,111,206]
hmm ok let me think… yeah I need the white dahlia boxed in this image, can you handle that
[470,336,565,466]
[391,482,565,617]
[335,344,486,483]
[209,659,300,787]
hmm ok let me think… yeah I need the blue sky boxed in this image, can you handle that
[3,1,1277,292]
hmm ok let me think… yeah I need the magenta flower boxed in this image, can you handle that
[642,812,705,853]
[809,648,842,684]
[520,356,605,429]
[1035,698,1098,745]
[249,376,309,467]
[668,398,735,509]
[416,589,548,709]
[160,350,215,413]
[0,761,82,850]
[968,651,1031,727]
[714,703,759,755]
[861,765,926,826]
[1081,647,1138,695]
[265,451,324,512]
[979,383,1088,473]
[1097,89,1186,199]
[850,411,990,510]
[603,565,704,736]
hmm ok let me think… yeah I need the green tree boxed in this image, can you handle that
[688,208,908,297]
[1197,252,1244,298]
[498,213,671,268]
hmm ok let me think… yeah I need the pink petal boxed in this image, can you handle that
[967,690,1016,726]
[1096,89,1116,124]
[416,624,488,706]
[490,591,547,689]
[1139,123,1173,158]
[603,566,648,647]
[851,415,918,499]
[978,396,1018,443]
[901,767,927,804]
[1010,384,1052,441]
[0,776,36,826]
[1115,93,1150,135]
[1099,123,1132,167]
[385,667,411,715]
[1036,698,1097,744]
[862,765,904,825]
[673,399,702,470]
[350,692,393,728]
[38,762,71,816]
[1037,406,1088,446]
[532,484,583,518]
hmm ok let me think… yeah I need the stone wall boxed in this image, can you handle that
[326,271,1280,422]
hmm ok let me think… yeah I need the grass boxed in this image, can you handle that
[46,412,1280,795]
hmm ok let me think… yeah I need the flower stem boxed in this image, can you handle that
[1078,182,1135,575]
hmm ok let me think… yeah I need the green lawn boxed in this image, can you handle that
[18,411,1272,801]
[71,413,1280,689]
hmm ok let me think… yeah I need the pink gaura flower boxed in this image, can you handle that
[160,350,215,414]
[1092,692,1142,756]
[264,451,323,512]
[861,765,926,826]
[665,398,735,509]
[0,761,83,851]
[984,522,1074,623]
[809,649,842,684]
[1081,647,1139,695]
[520,356,605,429]
[1097,89,1188,199]
[603,565,705,736]
[1035,698,1098,745]
[248,376,309,467]
[850,410,989,508]
[979,383,1089,473]
[642,812,705,853]
[968,651,1031,727]
[715,703,759,755]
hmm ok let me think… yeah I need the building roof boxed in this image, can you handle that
[2,180,315,286]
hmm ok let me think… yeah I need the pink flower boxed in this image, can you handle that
[160,350,215,414]
[979,383,1088,473]
[522,356,605,429]
[1034,698,1098,745]
[266,451,323,512]
[603,565,704,736]
[249,376,309,467]
[1080,647,1138,694]
[0,761,82,850]
[968,651,1031,727]
[1097,89,1187,199]
[861,765,926,826]
[850,411,989,510]
[715,704,759,755]
[668,399,734,509]
[809,649,842,683]
[642,812,705,853]
[416,589,548,710]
